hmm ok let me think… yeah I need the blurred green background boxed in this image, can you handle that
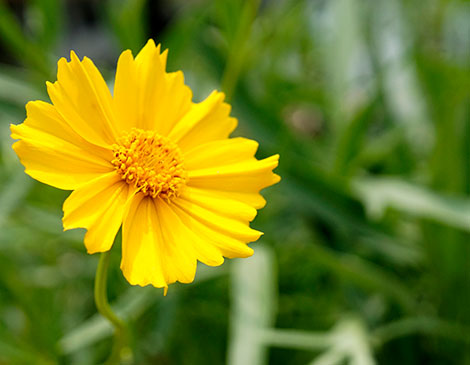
[0,0,469,364]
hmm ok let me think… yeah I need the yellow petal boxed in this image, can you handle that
[181,137,273,208]
[11,102,114,190]
[47,51,117,148]
[121,194,197,287]
[188,155,280,193]
[180,187,257,223]
[113,39,192,134]
[62,172,134,253]
[168,91,237,152]
[157,200,224,267]
[170,202,254,259]
[183,137,259,170]
[190,190,267,209]
[121,194,167,288]
[154,198,197,283]
[12,101,110,159]
[173,196,262,242]
[112,50,136,132]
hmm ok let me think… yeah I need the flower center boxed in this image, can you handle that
[111,128,187,199]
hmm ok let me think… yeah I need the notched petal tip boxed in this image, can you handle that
[210,90,226,103]
[144,39,164,54]
[160,48,169,67]
[119,49,135,61]
[84,243,102,255]
[145,38,157,48]
[270,155,281,184]
[262,154,281,184]
[61,210,85,233]
[84,233,112,254]
[238,245,255,258]
[25,100,38,112]
[10,123,21,140]
[265,153,280,166]
[45,80,56,95]
[228,116,238,131]
[253,230,264,241]
[69,50,81,63]
[120,266,170,290]
[56,57,68,68]
[137,39,160,58]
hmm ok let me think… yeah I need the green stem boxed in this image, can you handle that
[94,251,130,364]
[220,0,261,102]
[371,317,470,347]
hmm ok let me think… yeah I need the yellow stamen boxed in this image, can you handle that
[112,128,187,199]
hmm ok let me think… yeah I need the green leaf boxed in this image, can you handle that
[0,2,52,77]
[106,0,148,54]
[58,264,226,355]
[227,244,277,365]
[353,177,470,232]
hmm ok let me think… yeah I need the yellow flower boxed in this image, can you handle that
[10,40,280,290]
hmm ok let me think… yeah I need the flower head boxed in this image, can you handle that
[10,40,280,290]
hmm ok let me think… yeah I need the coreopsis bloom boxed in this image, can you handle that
[10,40,279,290]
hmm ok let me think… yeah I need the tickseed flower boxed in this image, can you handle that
[10,40,280,291]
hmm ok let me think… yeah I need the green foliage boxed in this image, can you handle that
[0,0,469,364]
